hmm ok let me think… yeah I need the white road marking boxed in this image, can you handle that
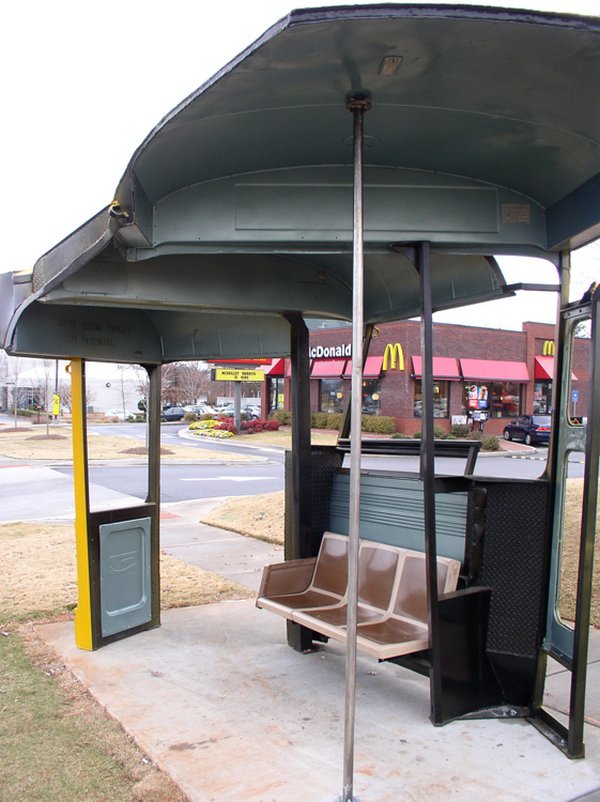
[180,476,273,482]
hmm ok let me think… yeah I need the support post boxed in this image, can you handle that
[284,313,312,561]
[417,242,443,722]
[568,282,600,757]
[341,93,371,802]
[70,358,93,650]
[145,364,162,626]
[339,323,375,442]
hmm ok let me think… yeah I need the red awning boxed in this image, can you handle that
[311,359,346,378]
[411,356,460,380]
[263,358,285,376]
[460,358,529,382]
[343,355,383,378]
[534,355,578,381]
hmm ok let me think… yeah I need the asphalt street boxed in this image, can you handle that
[0,419,585,522]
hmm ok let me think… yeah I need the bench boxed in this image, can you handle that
[256,532,461,660]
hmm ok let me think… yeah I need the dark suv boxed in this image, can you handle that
[503,415,551,446]
[161,406,186,422]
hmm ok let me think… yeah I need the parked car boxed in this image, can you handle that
[184,404,217,416]
[161,406,186,422]
[503,415,551,445]
[216,403,260,420]
[104,408,135,420]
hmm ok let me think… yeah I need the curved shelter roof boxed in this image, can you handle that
[2,4,599,363]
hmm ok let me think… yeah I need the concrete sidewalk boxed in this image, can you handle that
[160,497,283,591]
[35,498,600,802]
[39,602,600,802]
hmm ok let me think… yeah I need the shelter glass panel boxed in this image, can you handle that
[534,381,552,414]
[413,379,449,418]
[268,378,285,414]
[463,382,521,418]
[320,379,345,413]
[362,379,381,415]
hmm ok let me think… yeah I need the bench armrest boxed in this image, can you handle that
[257,557,317,601]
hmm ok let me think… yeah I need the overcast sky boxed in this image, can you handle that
[2,0,599,332]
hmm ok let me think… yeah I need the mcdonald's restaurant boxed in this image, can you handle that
[262,319,591,436]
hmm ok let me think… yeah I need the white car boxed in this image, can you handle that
[104,408,135,420]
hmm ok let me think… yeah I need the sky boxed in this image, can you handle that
[1,0,599,333]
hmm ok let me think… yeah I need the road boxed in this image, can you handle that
[0,420,586,522]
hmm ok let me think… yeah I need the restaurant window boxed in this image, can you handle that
[464,382,521,418]
[534,381,552,414]
[268,378,284,414]
[413,380,449,418]
[320,379,345,413]
[362,379,381,415]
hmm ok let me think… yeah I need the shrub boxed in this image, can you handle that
[189,419,220,430]
[451,423,471,438]
[481,435,500,451]
[270,410,291,426]
[215,417,238,434]
[240,418,281,434]
[183,412,198,422]
[188,419,235,438]
[467,431,500,451]
[360,415,396,434]
[412,425,453,440]
[311,412,342,430]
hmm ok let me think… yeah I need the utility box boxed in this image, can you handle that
[99,517,152,637]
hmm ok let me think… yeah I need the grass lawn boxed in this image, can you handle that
[0,630,188,802]
[0,519,252,802]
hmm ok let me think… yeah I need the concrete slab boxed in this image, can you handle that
[161,499,283,591]
[39,602,600,802]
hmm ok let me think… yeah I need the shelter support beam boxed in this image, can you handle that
[146,364,162,626]
[71,358,93,650]
[342,93,371,802]
[284,313,314,653]
[417,243,443,722]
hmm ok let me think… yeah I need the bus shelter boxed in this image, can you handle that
[1,5,599,797]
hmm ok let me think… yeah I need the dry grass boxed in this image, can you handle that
[0,428,252,462]
[201,490,285,545]
[0,521,252,624]
[559,478,600,627]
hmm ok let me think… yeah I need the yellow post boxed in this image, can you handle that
[70,358,94,650]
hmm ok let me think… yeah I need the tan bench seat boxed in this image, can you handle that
[256,533,348,619]
[257,532,460,661]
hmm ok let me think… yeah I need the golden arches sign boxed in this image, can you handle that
[382,342,405,371]
[542,340,555,356]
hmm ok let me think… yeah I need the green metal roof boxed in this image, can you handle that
[2,4,599,363]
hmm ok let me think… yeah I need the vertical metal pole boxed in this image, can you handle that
[418,242,443,721]
[284,313,312,561]
[569,283,600,757]
[146,364,162,507]
[145,364,162,627]
[71,358,94,650]
[341,93,371,802]
[233,381,242,432]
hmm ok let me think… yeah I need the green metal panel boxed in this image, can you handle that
[153,166,547,251]
[329,471,468,563]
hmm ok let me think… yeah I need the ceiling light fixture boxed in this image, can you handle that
[378,55,403,76]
